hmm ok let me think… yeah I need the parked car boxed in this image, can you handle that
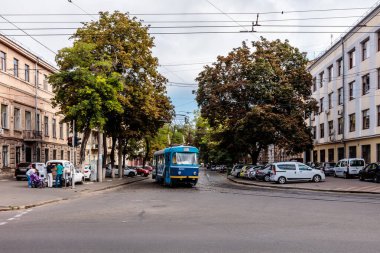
[230,164,245,177]
[15,162,46,181]
[83,164,92,180]
[334,158,365,178]
[144,165,153,172]
[247,165,264,180]
[239,165,249,178]
[359,163,380,182]
[46,160,82,185]
[134,166,150,177]
[270,162,325,184]
[316,162,336,176]
[255,165,272,182]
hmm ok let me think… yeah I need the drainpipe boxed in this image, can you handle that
[341,37,346,158]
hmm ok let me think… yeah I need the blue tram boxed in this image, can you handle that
[152,146,199,187]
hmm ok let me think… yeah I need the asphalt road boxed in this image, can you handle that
[1,169,380,253]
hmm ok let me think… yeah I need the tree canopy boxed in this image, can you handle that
[196,37,317,164]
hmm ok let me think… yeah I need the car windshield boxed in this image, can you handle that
[325,163,335,168]
[172,152,198,165]
[350,160,364,166]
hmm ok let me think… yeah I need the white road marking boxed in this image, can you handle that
[14,214,23,218]
[0,222,7,226]
[7,218,15,221]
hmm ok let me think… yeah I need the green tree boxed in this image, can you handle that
[196,37,317,164]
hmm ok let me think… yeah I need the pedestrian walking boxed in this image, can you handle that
[46,163,54,188]
[55,163,64,188]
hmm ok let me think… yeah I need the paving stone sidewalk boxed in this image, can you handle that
[0,176,147,211]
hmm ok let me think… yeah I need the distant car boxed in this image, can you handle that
[239,165,249,178]
[270,162,325,184]
[359,163,380,183]
[230,164,245,177]
[144,165,153,172]
[255,165,272,182]
[15,162,46,181]
[134,166,150,177]
[83,164,92,180]
[123,167,137,177]
[334,158,365,178]
[316,162,336,176]
[247,165,264,180]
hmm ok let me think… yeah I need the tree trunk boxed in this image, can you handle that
[118,138,123,178]
[122,139,127,168]
[143,137,150,168]
[110,136,116,178]
[79,128,91,164]
[250,146,262,165]
[102,133,107,169]
[97,130,103,183]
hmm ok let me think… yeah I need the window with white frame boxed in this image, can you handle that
[338,88,343,105]
[25,64,30,82]
[0,51,6,71]
[59,122,63,139]
[43,74,48,90]
[13,58,19,77]
[25,111,31,130]
[328,120,334,135]
[349,113,356,132]
[320,123,325,138]
[2,146,9,167]
[328,65,333,82]
[52,118,56,138]
[338,117,343,135]
[14,108,20,130]
[362,38,369,61]
[320,97,324,113]
[44,116,49,136]
[348,49,356,69]
[1,104,8,129]
[337,58,342,77]
[319,72,324,87]
[328,93,333,109]
[349,81,355,100]
[362,109,370,130]
[362,74,370,95]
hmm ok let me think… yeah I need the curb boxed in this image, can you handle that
[227,177,380,195]
[0,177,148,212]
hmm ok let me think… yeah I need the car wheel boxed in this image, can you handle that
[313,175,321,183]
[264,175,270,182]
[344,172,349,179]
[277,177,286,184]
[81,177,85,184]
[375,176,380,183]
[359,174,364,181]
[16,177,21,181]
[334,172,337,178]
[128,172,134,177]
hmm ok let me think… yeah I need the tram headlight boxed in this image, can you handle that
[178,171,181,175]
[193,171,197,175]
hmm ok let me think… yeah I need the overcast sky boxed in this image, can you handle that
[1,0,379,124]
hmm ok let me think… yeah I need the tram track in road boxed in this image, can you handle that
[200,170,380,205]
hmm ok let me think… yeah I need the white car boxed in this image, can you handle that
[112,167,137,177]
[46,160,84,185]
[83,165,92,180]
[270,162,325,184]
[334,158,365,178]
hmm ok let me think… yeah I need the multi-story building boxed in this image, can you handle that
[0,35,75,174]
[307,4,380,164]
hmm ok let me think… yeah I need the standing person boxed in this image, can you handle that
[46,163,54,188]
[55,163,64,188]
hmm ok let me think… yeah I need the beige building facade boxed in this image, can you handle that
[307,4,380,164]
[0,36,76,173]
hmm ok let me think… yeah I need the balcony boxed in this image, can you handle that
[23,130,43,141]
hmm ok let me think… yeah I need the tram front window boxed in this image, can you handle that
[172,152,198,165]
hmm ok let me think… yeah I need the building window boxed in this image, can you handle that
[328,149,334,162]
[43,74,48,91]
[36,147,41,162]
[25,111,31,130]
[328,120,334,135]
[362,145,371,163]
[328,65,333,82]
[362,74,370,95]
[16,146,21,165]
[338,88,343,105]
[349,113,355,132]
[44,148,49,163]
[320,149,326,162]
[338,147,345,160]
[44,116,49,136]
[328,93,333,109]
[67,151,70,162]
[0,51,6,71]
[349,146,357,158]
[13,58,19,77]
[338,117,343,135]
[312,77,316,92]
[36,113,40,132]
[377,144,380,162]
[52,118,56,138]
[59,123,63,139]
[378,106,380,126]
[320,97,324,113]
[13,108,21,130]
[362,109,370,130]
[378,68,380,89]
[319,72,324,87]
[349,81,354,100]
[348,49,355,69]
[61,150,64,160]
[25,64,30,82]
[320,123,325,138]
[312,126,316,139]
[337,59,342,77]
[362,38,369,61]
[1,104,8,129]
[2,146,8,167]
[53,150,57,160]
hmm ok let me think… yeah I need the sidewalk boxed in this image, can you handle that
[227,175,380,194]
[0,176,147,211]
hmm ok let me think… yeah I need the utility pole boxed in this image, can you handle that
[97,129,103,182]
[34,59,39,162]
[72,120,75,189]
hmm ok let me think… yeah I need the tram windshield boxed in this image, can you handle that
[172,152,198,165]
